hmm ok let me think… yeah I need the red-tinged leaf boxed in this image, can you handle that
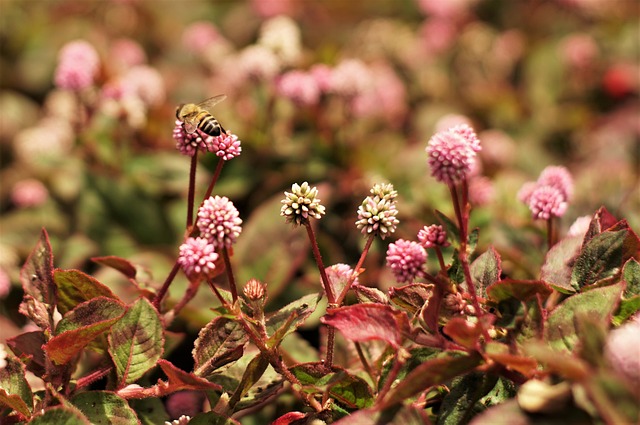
[6,331,46,375]
[272,412,307,425]
[484,342,538,377]
[524,341,590,381]
[486,279,552,303]
[380,353,482,409]
[471,246,502,297]
[352,284,388,304]
[388,283,433,314]
[321,304,409,348]
[45,297,126,365]
[20,228,55,306]
[0,356,33,417]
[540,235,582,293]
[583,206,619,245]
[70,391,139,425]
[54,269,120,315]
[108,298,164,386]
[545,281,624,352]
[158,359,222,393]
[91,256,137,280]
[442,317,484,349]
[193,317,247,378]
[421,282,445,333]
[28,406,91,424]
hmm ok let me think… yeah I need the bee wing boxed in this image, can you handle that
[196,94,227,113]
[182,119,198,134]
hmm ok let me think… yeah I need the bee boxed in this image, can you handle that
[176,94,227,137]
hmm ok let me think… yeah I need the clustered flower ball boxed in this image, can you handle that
[177,237,219,280]
[280,182,326,226]
[211,132,242,160]
[197,196,243,248]
[355,183,399,240]
[426,124,481,185]
[418,224,449,249]
[173,121,214,156]
[54,40,100,91]
[518,165,574,220]
[386,239,427,284]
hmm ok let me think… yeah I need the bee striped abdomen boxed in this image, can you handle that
[196,112,222,136]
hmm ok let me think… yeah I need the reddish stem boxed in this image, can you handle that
[152,261,181,310]
[222,246,238,304]
[337,234,374,305]
[186,151,198,228]
[203,158,225,201]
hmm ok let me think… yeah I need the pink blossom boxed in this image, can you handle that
[329,59,373,97]
[419,19,458,55]
[121,65,166,106]
[386,239,427,284]
[236,45,280,81]
[605,315,640,388]
[165,391,205,420]
[109,38,146,72]
[426,125,481,185]
[182,21,222,54]
[351,63,407,126]
[276,70,320,106]
[326,263,359,295]
[310,64,333,93]
[560,34,598,69]
[11,179,49,208]
[418,224,450,248]
[434,115,473,133]
[517,181,538,205]
[258,16,302,65]
[173,120,214,156]
[250,0,296,18]
[178,237,219,280]
[0,268,10,299]
[478,129,516,169]
[537,165,574,202]
[197,196,243,249]
[54,40,100,90]
[210,132,242,160]
[416,0,478,18]
[243,278,267,301]
[528,185,568,220]
[468,176,494,206]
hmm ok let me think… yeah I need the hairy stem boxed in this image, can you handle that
[152,261,181,310]
[336,234,375,305]
[222,246,238,304]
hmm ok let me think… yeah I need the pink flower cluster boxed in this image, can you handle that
[196,196,243,249]
[54,40,100,91]
[177,237,219,280]
[518,166,574,220]
[426,124,482,185]
[276,70,321,106]
[418,224,449,248]
[386,239,427,284]
[173,122,241,160]
[211,132,242,160]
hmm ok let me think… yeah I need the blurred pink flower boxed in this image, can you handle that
[478,129,517,169]
[109,38,146,72]
[11,179,49,208]
[386,239,427,284]
[13,117,74,165]
[517,181,537,205]
[197,196,243,249]
[165,391,205,420]
[173,120,214,156]
[468,176,494,206]
[310,64,333,93]
[251,0,296,18]
[426,125,481,185]
[121,65,166,106]
[419,19,458,55]
[182,21,222,54]
[236,45,280,81]
[243,278,267,301]
[559,33,598,69]
[418,224,450,248]
[178,237,219,280]
[54,40,100,91]
[351,63,407,126]
[0,268,10,299]
[416,0,478,18]
[258,16,302,65]
[605,315,640,388]
[527,185,568,220]
[276,70,321,106]
[210,132,242,160]
[329,59,373,97]
[537,165,574,202]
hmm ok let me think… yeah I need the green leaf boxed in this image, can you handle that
[622,258,640,297]
[54,269,120,315]
[28,406,91,424]
[435,210,460,245]
[437,373,499,425]
[545,282,624,352]
[129,398,169,425]
[193,317,247,378]
[228,353,269,409]
[448,249,465,285]
[381,353,482,409]
[71,391,139,425]
[571,229,638,289]
[540,235,582,293]
[45,297,126,365]
[613,295,640,326]
[0,356,33,417]
[265,293,321,348]
[20,228,55,306]
[470,247,501,297]
[108,298,164,386]
[291,363,375,409]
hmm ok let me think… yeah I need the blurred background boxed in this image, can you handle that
[1,0,638,336]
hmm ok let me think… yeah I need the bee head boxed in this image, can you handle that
[176,104,185,119]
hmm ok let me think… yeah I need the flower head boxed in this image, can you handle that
[325,263,358,297]
[528,185,568,220]
[276,70,320,106]
[426,125,481,185]
[537,165,574,202]
[173,120,215,156]
[178,237,219,279]
[243,278,267,302]
[54,40,100,90]
[197,196,243,248]
[210,132,242,160]
[280,182,326,226]
[11,179,49,208]
[605,315,640,388]
[355,184,399,240]
[418,224,450,248]
[386,239,427,284]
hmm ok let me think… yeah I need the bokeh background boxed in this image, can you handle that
[1,0,638,339]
